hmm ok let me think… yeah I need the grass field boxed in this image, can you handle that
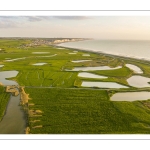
[0,86,10,121]
[25,88,150,134]
[1,39,150,134]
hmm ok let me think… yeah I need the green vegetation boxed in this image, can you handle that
[0,86,10,121]
[1,38,150,133]
[25,88,150,134]
[90,66,132,77]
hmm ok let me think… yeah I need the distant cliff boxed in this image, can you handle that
[52,38,88,44]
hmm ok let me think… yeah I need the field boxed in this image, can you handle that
[0,86,10,121]
[1,38,150,133]
[25,88,150,134]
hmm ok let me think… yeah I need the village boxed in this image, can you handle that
[17,38,86,49]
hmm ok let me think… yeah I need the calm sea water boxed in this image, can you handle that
[59,39,150,61]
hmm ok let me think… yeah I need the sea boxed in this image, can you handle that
[58,39,150,61]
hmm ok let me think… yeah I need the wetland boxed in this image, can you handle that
[1,38,150,134]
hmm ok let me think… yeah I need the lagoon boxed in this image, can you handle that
[69,53,77,54]
[78,72,107,79]
[5,57,26,62]
[125,64,143,74]
[36,54,57,57]
[0,65,4,68]
[32,63,47,66]
[72,60,91,63]
[81,81,129,88]
[67,66,122,71]
[111,92,150,101]
[127,75,150,88]
[32,52,50,54]
[0,71,18,85]
[83,54,90,56]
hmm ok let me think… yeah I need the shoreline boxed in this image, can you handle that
[54,43,150,65]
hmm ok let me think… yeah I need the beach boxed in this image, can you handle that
[55,41,150,67]
[58,39,150,62]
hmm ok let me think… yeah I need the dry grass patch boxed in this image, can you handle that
[30,120,41,123]
[19,87,30,105]
[32,125,42,129]
[29,109,43,116]
[28,103,35,106]
[25,127,30,134]
[6,85,19,96]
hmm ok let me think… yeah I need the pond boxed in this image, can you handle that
[78,72,107,79]
[36,54,57,57]
[5,57,26,62]
[72,60,92,63]
[32,63,47,66]
[0,65,4,68]
[83,54,90,56]
[32,52,50,54]
[125,64,143,74]
[127,75,150,88]
[110,91,150,101]
[67,66,122,71]
[81,81,129,88]
[0,70,18,85]
[69,53,77,54]
[57,48,64,49]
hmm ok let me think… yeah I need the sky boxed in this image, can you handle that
[1,16,150,40]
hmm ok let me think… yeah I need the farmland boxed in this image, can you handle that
[1,38,150,133]
[26,88,150,134]
[0,86,10,121]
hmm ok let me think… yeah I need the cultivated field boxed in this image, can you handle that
[26,88,150,134]
[0,86,10,120]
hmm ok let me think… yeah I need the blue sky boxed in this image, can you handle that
[1,16,150,40]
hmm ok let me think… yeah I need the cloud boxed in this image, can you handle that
[53,16,91,20]
[0,16,27,28]
[0,16,50,25]
[25,16,42,22]
[0,16,45,28]
[0,17,18,28]
[24,16,50,22]
[0,16,92,28]
[24,16,91,21]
